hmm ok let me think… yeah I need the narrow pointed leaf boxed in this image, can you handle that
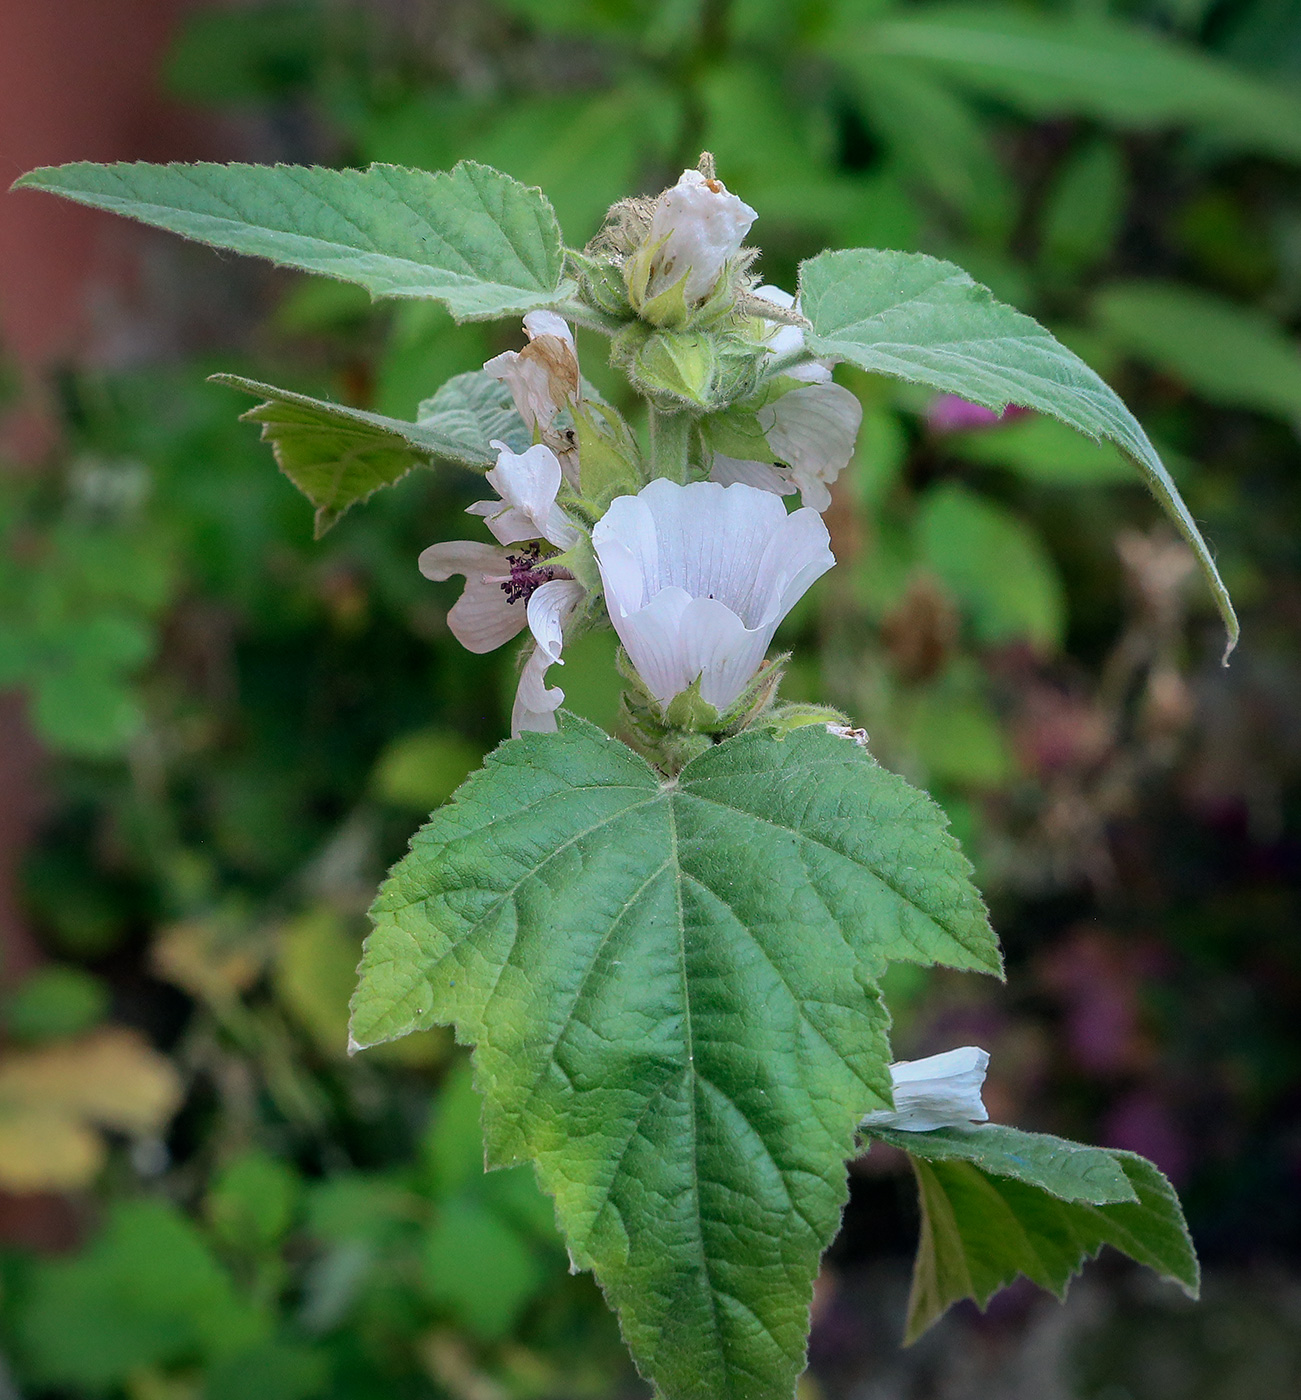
[13,160,571,321]
[902,1145,1199,1343]
[798,248,1237,657]
[214,373,526,535]
[851,6,1301,164]
[351,716,998,1400]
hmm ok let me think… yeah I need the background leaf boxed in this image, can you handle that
[917,482,1065,649]
[13,160,572,320]
[1094,280,1301,422]
[855,5,1301,163]
[351,716,999,1400]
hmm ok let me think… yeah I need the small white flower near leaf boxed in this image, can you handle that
[644,169,757,305]
[484,311,582,485]
[483,311,580,434]
[419,441,584,736]
[752,284,832,384]
[710,380,863,513]
[861,1047,991,1133]
[592,479,834,712]
[511,578,586,735]
[467,441,581,550]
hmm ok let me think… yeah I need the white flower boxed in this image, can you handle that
[710,381,862,513]
[418,442,585,736]
[483,311,579,435]
[752,284,831,384]
[860,1047,991,1133]
[592,479,834,712]
[483,312,582,487]
[706,284,861,512]
[466,441,580,550]
[644,169,757,305]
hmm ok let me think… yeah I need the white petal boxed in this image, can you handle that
[526,578,585,663]
[482,349,552,433]
[417,540,526,654]
[646,169,757,303]
[477,441,581,549]
[523,310,574,346]
[759,383,863,513]
[511,643,564,736]
[752,283,833,382]
[592,479,834,711]
[708,453,795,497]
[860,1047,991,1133]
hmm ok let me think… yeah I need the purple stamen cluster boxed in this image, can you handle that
[501,543,558,605]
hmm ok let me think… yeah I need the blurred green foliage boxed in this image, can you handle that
[3,0,1301,1396]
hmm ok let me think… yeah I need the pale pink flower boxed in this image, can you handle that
[592,479,833,712]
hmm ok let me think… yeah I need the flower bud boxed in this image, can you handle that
[624,169,757,323]
[860,1047,990,1133]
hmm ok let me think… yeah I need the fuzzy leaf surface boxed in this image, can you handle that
[214,373,526,535]
[13,160,570,320]
[351,716,998,1400]
[799,247,1237,656]
[902,1145,1199,1342]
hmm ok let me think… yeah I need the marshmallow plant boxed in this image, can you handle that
[16,153,1221,1398]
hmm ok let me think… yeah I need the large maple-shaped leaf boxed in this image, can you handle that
[798,248,1237,657]
[351,716,999,1400]
[13,160,571,321]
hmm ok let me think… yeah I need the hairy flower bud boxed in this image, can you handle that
[623,169,757,325]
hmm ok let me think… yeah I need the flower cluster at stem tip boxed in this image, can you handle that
[420,155,866,772]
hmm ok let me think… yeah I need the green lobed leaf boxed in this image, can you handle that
[852,5,1301,164]
[12,159,572,321]
[798,248,1237,657]
[214,371,526,535]
[900,1145,1199,1343]
[351,716,999,1400]
[416,369,533,463]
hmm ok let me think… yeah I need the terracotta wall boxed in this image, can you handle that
[0,0,229,977]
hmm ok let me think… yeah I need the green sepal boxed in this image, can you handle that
[545,533,601,597]
[638,272,693,330]
[616,326,717,409]
[616,653,789,774]
[572,400,644,508]
[760,703,855,739]
[567,249,635,321]
[700,404,776,462]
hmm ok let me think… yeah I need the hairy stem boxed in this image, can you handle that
[649,406,691,483]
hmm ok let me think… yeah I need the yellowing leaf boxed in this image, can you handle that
[0,1107,103,1193]
[153,918,268,1002]
[0,1028,183,1192]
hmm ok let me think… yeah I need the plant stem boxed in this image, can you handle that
[649,406,691,483]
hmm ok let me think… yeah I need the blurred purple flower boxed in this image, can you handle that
[1102,1087,1190,1184]
[927,394,1030,433]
